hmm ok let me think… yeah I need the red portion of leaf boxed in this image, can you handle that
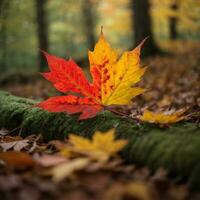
[90,66,101,96]
[36,52,103,119]
[42,51,99,100]
[37,95,102,120]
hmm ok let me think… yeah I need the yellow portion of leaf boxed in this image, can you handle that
[114,45,141,85]
[104,46,146,105]
[88,33,117,102]
[89,32,146,106]
[68,129,127,161]
[140,109,186,124]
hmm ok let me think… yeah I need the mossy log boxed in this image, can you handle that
[0,91,200,190]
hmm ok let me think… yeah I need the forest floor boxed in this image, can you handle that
[0,41,200,200]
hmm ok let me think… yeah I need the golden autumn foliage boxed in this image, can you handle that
[47,129,128,182]
[140,109,186,124]
[60,129,127,161]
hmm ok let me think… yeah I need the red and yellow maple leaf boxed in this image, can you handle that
[36,32,146,120]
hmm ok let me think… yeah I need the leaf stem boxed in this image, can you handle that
[105,106,140,124]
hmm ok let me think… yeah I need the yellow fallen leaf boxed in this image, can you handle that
[104,181,155,200]
[61,129,127,161]
[140,109,186,124]
[92,129,128,155]
[59,147,72,157]
[51,158,90,182]
[125,181,154,200]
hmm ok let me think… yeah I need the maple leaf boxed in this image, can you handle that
[36,31,146,119]
[139,109,186,124]
[60,129,128,161]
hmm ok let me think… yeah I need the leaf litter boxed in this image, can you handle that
[0,129,191,200]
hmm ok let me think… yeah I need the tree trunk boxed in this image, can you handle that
[131,0,160,56]
[82,0,96,50]
[0,90,200,190]
[0,0,10,72]
[169,2,179,40]
[35,0,49,71]
[0,0,5,15]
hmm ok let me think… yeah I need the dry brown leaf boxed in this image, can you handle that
[0,151,35,168]
[34,154,68,167]
[0,128,9,136]
[0,139,29,152]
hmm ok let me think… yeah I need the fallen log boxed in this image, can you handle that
[0,91,200,190]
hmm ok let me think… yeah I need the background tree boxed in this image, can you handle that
[131,0,160,56]
[1,0,200,71]
[169,0,179,40]
[82,0,96,50]
[0,0,10,72]
[35,0,49,71]
[0,0,4,14]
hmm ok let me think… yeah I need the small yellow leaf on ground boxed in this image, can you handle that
[124,181,155,200]
[60,129,128,161]
[140,109,186,124]
[51,158,90,182]
[104,181,155,200]
[92,129,128,156]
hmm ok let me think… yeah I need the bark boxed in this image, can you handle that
[0,91,200,190]
[0,0,5,15]
[82,0,96,50]
[35,0,49,71]
[169,2,179,40]
[131,0,160,56]
[0,0,10,72]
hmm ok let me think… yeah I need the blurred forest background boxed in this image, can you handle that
[1,0,200,73]
[1,2,200,199]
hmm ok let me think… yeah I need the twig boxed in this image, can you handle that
[105,106,141,124]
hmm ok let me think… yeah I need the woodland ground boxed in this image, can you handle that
[0,41,199,200]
